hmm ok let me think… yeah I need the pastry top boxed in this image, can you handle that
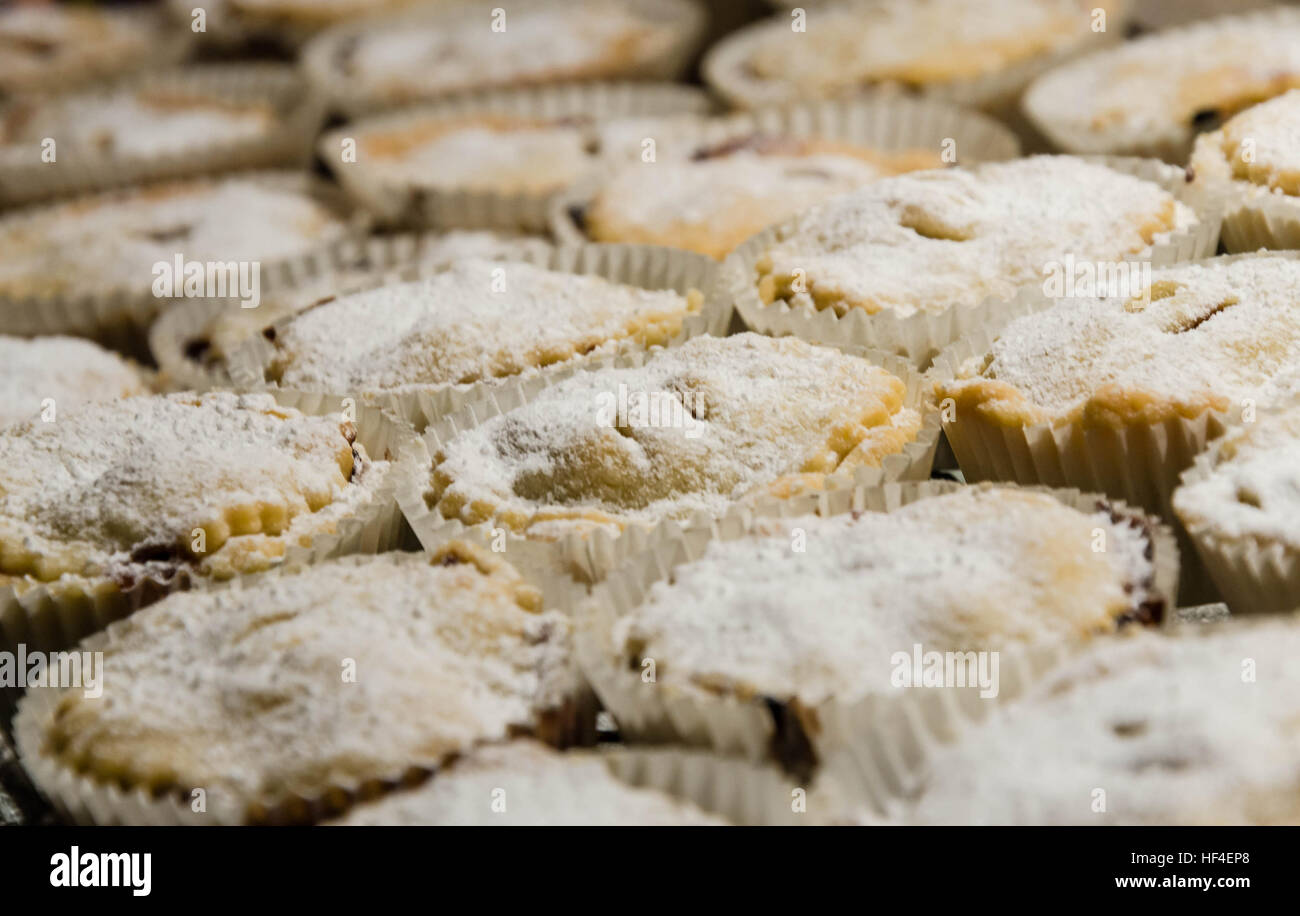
[328,740,726,826]
[0,391,391,585]
[0,5,170,94]
[585,138,941,260]
[590,112,722,162]
[318,0,696,106]
[750,155,1194,319]
[0,176,351,302]
[182,232,553,371]
[603,487,1163,708]
[196,0,424,31]
[265,259,701,393]
[907,618,1300,825]
[39,548,578,822]
[355,114,591,194]
[1025,6,1300,156]
[1190,89,1300,198]
[936,255,1300,428]
[1173,401,1300,551]
[0,86,276,159]
[0,335,149,429]
[709,0,1117,106]
[427,333,923,538]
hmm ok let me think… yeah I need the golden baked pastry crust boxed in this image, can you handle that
[584,137,942,260]
[597,486,1167,744]
[0,392,390,590]
[749,156,1189,321]
[935,256,1300,431]
[37,549,579,823]
[426,333,923,538]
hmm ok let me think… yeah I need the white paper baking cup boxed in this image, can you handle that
[11,575,596,826]
[1217,188,1300,254]
[574,480,1180,813]
[926,248,1300,604]
[225,242,729,434]
[929,249,1300,530]
[929,320,1229,606]
[1022,5,1300,162]
[1174,423,1300,617]
[323,81,713,232]
[930,329,1233,521]
[599,745,863,825]
[0,63,326,209]
[0,172,368,355]
[400,346,943,585]
[720,155,1222,369]
[303,0,708,118]
[550,93,1022,248]
[0,394,423,659]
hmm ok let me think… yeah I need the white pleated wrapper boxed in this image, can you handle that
[224,242,729,435]
[928,249,1300,600]
[719,156,1222,370]
[13,715,817,825]
[1217,186,1300,254]
[598,745,870,825]
[399,346,942,585]
[549,93,1023,246]
[574,480,1180,815]
[324,81,713,232]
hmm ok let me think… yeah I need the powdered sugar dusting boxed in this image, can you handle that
[0,335,148,428]
[1027,8,1300,152]
[364,122,590,193]
[590,152,886,256]
[738,0,1098,98]
[759,156,1193,318]
[329,740,725,825]
[908,620,1300,824]
[431,333,919,532]
[271,259,693,392]
[1174,402,1300,549]
[0,176,350,300]
[1,91,275,158]
[1191,90,1300,196]
[43,552,578,817]
[0,391,387,582]
[610,487,1157,707]
[343,1,675,98]
[950,255,1300,421]
[199,232,553,365]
